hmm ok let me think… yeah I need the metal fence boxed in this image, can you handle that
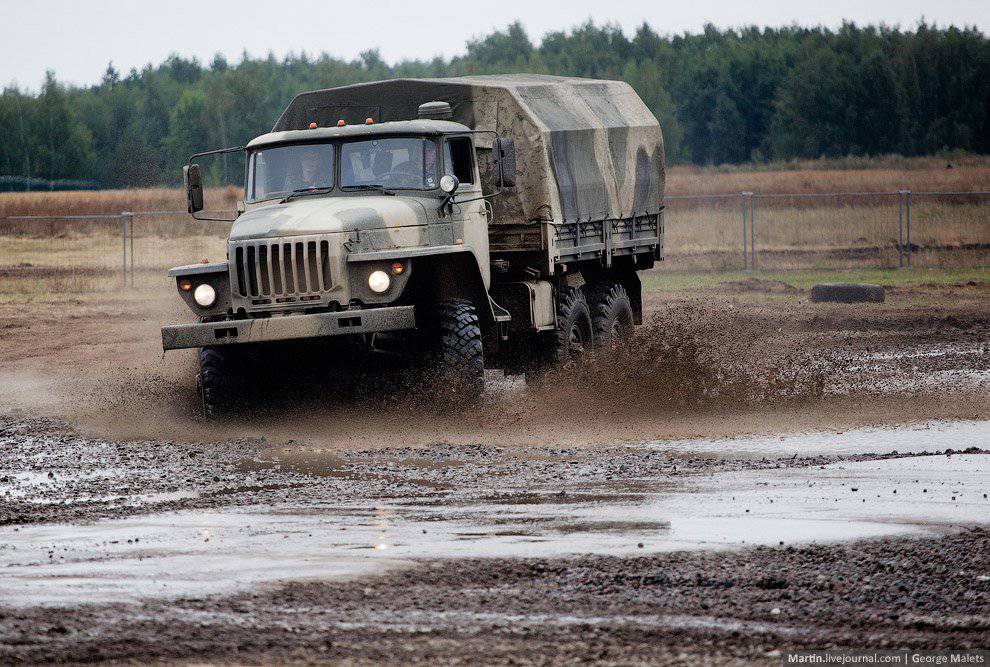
[0,210,232,294]
[1,190,988,294]
[663,190,990,271]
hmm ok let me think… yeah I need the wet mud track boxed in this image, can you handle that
[5,531,987,664]
[1,417,989,663]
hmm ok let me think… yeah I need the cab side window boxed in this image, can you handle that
[443,137,475,185]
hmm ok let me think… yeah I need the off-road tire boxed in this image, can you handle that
[197,347,243,418]
[810,283,885,303]
[548,287,594,363]
[585,282,635,347]
[435,298,485,399]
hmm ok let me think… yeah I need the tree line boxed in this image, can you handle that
[1,21,988,187]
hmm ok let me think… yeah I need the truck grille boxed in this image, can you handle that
[232,238,332,302]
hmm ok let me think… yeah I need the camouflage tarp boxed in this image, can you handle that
[274,75,665,226]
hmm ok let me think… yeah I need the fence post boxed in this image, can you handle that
[128,212,135,286]
[119,213,127,286]
[749,193,757,270]
[897,191,904,268]
[741,192,748,270]
[905,190,911,268]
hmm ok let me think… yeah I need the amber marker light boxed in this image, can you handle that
[390,261,404,275]
[308,122,318,129]
[337,119,346,126]
[365,117,374,124]
[178,279,193,292]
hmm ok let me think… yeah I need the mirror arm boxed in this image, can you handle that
[448,192,501,206]
[187,146,245,163]
[436,191,501,218]
[185,146,245,222]
[191,210,239,222]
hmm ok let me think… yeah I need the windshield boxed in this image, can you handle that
[340,137,438,190]
[248,143,334,201]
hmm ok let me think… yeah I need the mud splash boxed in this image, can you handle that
[58,305,836,447]
[6,290,982,449]
[528,306,831,409]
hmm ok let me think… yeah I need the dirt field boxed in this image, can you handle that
[1,272,988,663]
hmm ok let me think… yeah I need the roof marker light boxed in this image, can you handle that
[365,117,374,124]
[337,120,346,126]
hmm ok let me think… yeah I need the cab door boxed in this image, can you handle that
[442,135,490,285]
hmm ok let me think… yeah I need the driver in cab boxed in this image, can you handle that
[286,145,331,192]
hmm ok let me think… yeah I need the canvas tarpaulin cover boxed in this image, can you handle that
[274,74,665,226]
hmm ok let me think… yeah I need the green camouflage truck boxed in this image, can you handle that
[162,74,665,414]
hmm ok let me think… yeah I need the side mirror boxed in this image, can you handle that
[493,137,516,188]
[184,164,204,214]
[439,174,459,194]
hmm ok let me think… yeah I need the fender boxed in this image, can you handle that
[167,261,231,317]
[348,245,510,328]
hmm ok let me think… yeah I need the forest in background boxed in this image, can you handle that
[1,20,988,187]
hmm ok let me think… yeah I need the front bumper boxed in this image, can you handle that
[161,306,416,351]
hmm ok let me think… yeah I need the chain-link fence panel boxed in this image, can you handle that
[662,194,748,270]
[0,215,126,296]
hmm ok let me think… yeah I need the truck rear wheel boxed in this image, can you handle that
[197,347,243,418]
[549,287,594,363]
[585,282,635,347]
[435,298,485,399]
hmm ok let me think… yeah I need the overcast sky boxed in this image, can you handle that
[2,0,987,90]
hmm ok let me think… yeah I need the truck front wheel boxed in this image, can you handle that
[197,346,244,417]
[434,298,485,399]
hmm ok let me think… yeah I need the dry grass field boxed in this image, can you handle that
[0,186,240,219]
[0,158,987,291]
[666,155,990,196]
[1,156,986,217]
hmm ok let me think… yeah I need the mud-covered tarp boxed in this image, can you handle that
[274,75,665,225]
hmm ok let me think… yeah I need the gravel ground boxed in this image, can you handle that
[2,530,987,664]
[1,415,988,664]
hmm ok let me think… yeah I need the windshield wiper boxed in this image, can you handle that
[342,184,396,196]
[280,186,333,203]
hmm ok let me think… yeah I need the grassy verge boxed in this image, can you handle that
[642,267,990,292]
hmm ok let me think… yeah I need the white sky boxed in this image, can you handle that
[2,0,987,90]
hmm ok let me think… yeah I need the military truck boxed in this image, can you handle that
[162,74,665,414]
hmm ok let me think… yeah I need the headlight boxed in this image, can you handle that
[368,270,391,294]
[193,283,217,307]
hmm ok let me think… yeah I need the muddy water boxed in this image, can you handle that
[648,419,990,457]
[2,431,987,606]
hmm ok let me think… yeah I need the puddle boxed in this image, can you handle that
[646,419,990,457]
[1,452,986,607]
[0,468,199,507]
[855,342,988,362]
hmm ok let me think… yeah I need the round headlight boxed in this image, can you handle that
[368,270,391,294]
[193,283,217,307]
[439,174,459,194]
